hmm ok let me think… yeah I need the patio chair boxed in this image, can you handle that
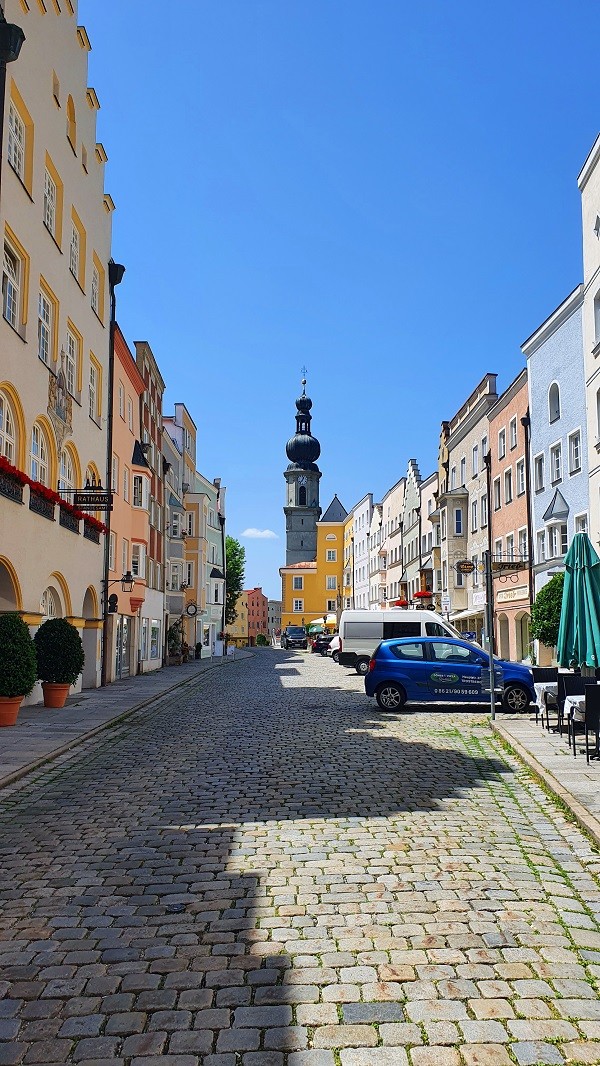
[584,684,600,764]
[531,667,558,726]
[563,676,595,755]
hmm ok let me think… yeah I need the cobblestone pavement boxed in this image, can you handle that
[1,649,600,1066]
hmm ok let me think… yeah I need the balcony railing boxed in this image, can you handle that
[0,469,24,505]
[83,521,100,543]
[59,507,80,534]
[29,490,55,521]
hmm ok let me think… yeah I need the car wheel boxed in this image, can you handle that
[502,684,531,712]
[332,651,339,664]
[376,682,406,712]
[356,658,370,676]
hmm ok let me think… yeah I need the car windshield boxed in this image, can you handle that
[286,627,306,637]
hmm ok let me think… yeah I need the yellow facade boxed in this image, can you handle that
[280,519,345,629]
[228,592,248,647]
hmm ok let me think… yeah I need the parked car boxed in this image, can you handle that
[326,634,340,663]
[364,636,535,713]
[311,633,333,655]
[338,607,464,675]
[281,625,308,650]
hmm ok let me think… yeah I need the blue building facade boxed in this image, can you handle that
[523,285,587,658]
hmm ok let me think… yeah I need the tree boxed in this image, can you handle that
[225,536,246,625]
[530,572,564,649]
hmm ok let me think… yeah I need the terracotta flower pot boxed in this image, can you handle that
[41,682,71,709]
[0,695,23,727]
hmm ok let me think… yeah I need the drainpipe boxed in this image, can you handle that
[483,448,495,653]
[520,410,534,610]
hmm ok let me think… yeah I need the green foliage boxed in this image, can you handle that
[530,572,564,648]
[167,619,183,655]
[255,633,269,646]
[34,617,85,684]
[225,535,246,625]
[0,612,37,698]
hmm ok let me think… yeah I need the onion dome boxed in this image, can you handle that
[285,376,321,471]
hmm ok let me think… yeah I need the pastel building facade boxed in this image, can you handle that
[578,136,600,551]
[0,1,113,700]
[352,493,373,609]
[246,587,268,646]
[381,478,406,604]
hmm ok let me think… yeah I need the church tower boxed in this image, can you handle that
[284,376,322,564]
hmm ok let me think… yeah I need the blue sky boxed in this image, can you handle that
[82,0,599,600]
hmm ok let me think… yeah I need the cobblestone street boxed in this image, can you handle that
[2,649,600,1066]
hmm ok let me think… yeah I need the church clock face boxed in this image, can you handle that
[298,475,307,486]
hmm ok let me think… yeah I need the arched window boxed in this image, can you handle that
[298,486,306,505]
[0,391,16,462]
[66,95,76,151]
[58,449,74,493]
[30,423,49,485]
[40,587,58,621]
[549,382,560,423]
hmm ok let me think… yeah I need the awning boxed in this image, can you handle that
[450,608,485,622]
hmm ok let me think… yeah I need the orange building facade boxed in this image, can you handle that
[246,586,268,646]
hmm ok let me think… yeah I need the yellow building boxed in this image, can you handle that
[0,2,114,700]
[228,592,248,647]
[280,496,348,629]
[342,510,354,610]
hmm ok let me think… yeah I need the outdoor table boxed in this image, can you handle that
[534,682,558,707]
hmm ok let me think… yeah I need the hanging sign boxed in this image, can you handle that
[456,560,475,574]
[73,491,113,511]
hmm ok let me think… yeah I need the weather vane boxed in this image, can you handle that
[300,365,307,392]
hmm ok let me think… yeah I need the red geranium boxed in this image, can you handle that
[413,590,433,599]
[84,514,108,534]
[394,599,409,607]
[0,456,29,486]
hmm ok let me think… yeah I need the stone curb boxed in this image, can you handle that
[0,653,249,793]
[492,719,600,849]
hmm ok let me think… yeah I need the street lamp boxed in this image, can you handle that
[100,259,125,687]
[0,8,25,207]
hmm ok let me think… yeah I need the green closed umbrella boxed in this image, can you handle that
[557,532,600,668]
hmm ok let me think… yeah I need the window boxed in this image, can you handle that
[481,434,488,460]
[118,382,125,418]
[123,466,129,503]
[326,576,337,590]
[471,499,478,531]
[390,641,424,661]
[460,457,466,485]
[292,576,303,590]
[43,169,57,236]
[498,429,506,459]
[133,475,143,508]
[187,511,194,536]
[549,382,560,423]
[66,95,76,152]
[7,101,25,180]
[185,561,194,587]
[122,538,128,574]
[509,417,517,450]
[327,599,336,612]
[128,398,133,432]
[561,523,568,554]
[454,508,462,535]
[38,290,52,365]
[0,392,16,462]
[58,449,74,493]
[576,514,588,533]
[472,555,479,586]
[110,455,118,493]
[518,528,528,560]
[494,538,503,559]
[569,431,581,474]
[537,531,546,563]
[150,620,160,659]
[2,243,20,328]
[550,443,562,483]
[516,459,525,496]
[493,478,501,511]
[431,642,477,664]
[481,494,488,528]
[441,509,447,540]
[30,423,49,485]
[534,454,544,492]
[89,358,101,422]
[65,328,78,396]
[293,599,303,612]
[442,561,448,589]
[109,532,115,571]
[450,466,456,489]
[69,222,80,279]
[326,549,337,562]
[131,543,146,578]
[472,444,478,477]
[91,263,99,315]
[506,534,514,560]
[504,468,513,504]
[455,567,464,587]
[40,588,58,621]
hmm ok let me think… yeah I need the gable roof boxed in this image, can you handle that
[320,495,348,523]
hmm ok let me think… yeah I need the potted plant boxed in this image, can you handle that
[0,613,37,726]
[167,620,183,665]
[34,618,85,708]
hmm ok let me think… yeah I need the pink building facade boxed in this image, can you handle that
[488,369,532,662]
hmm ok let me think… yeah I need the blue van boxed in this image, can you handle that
[364,636,535,712]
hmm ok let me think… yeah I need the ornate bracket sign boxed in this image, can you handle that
[73,491,113,511]
[455,559,475,575]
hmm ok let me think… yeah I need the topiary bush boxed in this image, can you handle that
[34,618,85,685]
[0,613,37,698]
[530,572,565,649]
[255,633,268,646]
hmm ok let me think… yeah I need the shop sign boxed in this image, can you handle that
[496,585,529,603]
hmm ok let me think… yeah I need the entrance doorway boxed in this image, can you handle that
[115,616,131,679]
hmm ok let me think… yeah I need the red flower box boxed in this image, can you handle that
[394,599,409,607]
[0,456,29,486]
[413,590,433,599]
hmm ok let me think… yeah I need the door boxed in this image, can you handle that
[386,641,431,701]
[115,616,131,679]
[425,640,483,702]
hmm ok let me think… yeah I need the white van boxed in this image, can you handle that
[338,608,462,675]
